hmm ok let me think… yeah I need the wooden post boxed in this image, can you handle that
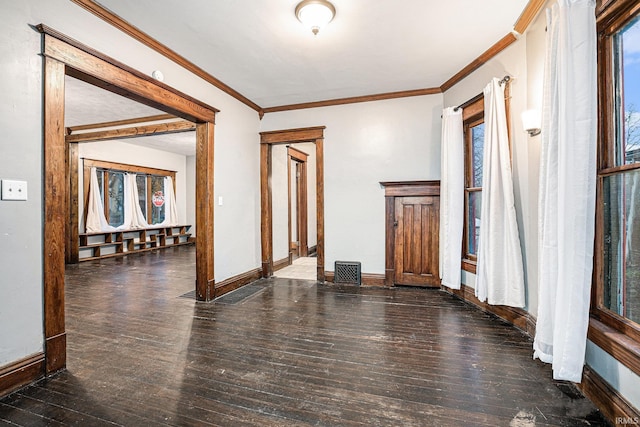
[195,122,215,301]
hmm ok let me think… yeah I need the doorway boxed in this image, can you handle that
[259,127,325,282]
[288,146,309,260]
[41,25,217,374]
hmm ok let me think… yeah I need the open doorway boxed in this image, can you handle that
[259,127,325,282]
[40,25,216,374]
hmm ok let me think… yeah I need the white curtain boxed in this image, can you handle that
[475,78,526,308]
[117,173,149,230]
[85,167,117,233]
[439,107,464,289]
[158,176,179,226]
[533,0,597,382]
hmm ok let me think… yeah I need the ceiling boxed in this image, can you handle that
[65,1,530,156]
[93,0,529,108]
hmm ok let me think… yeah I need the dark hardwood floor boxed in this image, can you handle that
[0,246,608,426]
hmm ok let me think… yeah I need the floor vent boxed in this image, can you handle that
[334,261,361,286]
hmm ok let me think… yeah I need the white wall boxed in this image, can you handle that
[261,95,443,274]
[77,141,189,230]
[0,0,261,368]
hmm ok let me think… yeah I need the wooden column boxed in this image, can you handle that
[315,138,325,283]
[260,143,273,278]
[195,121,215,301]
[43,57,67,374]
[384,196,396,287]
[66,143,79,264]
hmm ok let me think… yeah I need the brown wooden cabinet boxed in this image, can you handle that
[381,181,440,287]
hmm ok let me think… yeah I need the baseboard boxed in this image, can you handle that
[324,271,387,287]
[579,365,640,424]
[0,352,45,398]
[273,256,290,272]
[443,284,536,338]
[214,268,262,298]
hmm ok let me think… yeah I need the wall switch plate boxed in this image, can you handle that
[218,196,223,206]
[1,179,28,201]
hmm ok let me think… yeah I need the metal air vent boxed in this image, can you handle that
[334,261,361,285]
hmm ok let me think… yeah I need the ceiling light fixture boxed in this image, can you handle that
[295,0,336,36]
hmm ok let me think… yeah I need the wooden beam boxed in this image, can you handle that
[440,33,518,92]
[315,138,325,283]
[65,120,195,143]
[38,25,218,123]
[195,122,215,301]
[43,56,67,374]
[66,143,80,264]
[262,88,441,114]
[514,0,547,34]
[260,143,273,278]
[67,113,175,134]
[68,0,261,113]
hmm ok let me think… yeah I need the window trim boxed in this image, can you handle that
[591,0,640,378]
[82,159,176,228]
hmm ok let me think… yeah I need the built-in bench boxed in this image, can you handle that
[78,225,192,261]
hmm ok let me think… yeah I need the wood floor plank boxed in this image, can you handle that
[0,247,609,426]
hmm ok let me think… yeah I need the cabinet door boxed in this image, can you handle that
[394,196,440,286]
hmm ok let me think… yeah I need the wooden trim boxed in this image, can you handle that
[380,181,441,197]
[260,126,326,144]
[579,365,640,426]
[68,0,260,112]
[461,259,477,274]
[287,146,308,161]
[287,151,293,260]
[67,113,175,134]
[273,257,291,272]
[514,0,547,34]
[0,353,45,398]
[461,96,484,121]
[66,120,195,143]
[66,143,80,264]
[83,159,176,177]
[214,268,263,298]
[262,88,441,114]
[260,143,273,278]
[43,56,67,374]
[324,271,386,287]
[195,122,215,301]
[260,128,325,283]
[38,25,218,123]
[441,33,518,92]
[444,284,537,337]
[588,317,640,378]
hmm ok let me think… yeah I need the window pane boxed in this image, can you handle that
[614,16,640,165]
[96,170,104,200]
[467,191,482,256]
[136,175,147,221]
[150,176,166,225]
[471,123,484,187]
[108,172,124,227]
[603,170,640,325]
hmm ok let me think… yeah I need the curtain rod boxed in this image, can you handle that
[452,75,512,112]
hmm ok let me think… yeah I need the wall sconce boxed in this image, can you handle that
[521,109,541,136]
[295,0,336,36]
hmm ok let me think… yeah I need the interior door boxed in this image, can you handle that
[394,196,440,287]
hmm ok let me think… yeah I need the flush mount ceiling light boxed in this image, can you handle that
[295,0,336,36]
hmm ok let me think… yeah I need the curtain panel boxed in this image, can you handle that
[439,107,465,289]
[533,0,597,382]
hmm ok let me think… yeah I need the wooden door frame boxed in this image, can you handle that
[40,25,218,374]
[287,146,308,260]
[380,181,440,287]
[260,127,325,281]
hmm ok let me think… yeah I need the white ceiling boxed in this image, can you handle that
[94,0,529,107]
[65,1,529,156]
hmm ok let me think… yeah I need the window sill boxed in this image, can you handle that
[588,316,640,378]
[461,259,477,274]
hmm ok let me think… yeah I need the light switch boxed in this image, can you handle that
[218,196,223,206]
[1,180,28,201]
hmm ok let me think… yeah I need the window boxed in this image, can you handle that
[592,0,640,370]
[462,96,485,273]
[83,159,175,227]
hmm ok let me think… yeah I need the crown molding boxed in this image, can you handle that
[514,0,547,34]
[262,87,442,114]
[69,0,261,112]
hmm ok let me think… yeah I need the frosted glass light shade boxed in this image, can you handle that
[295,0,336,35]
[521,109,541,136]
